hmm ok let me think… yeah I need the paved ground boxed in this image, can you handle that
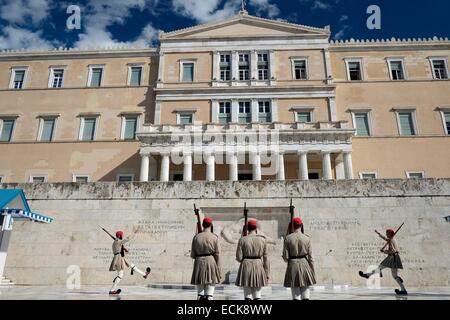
[1,285,450,300]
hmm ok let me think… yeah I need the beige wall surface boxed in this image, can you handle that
[0,56,157,89]
[160,100,212,124]
[278,98,329,123]
[2,180,449,287]
[336,81,450,136]
[163,52,212,84]
[352,137,450,178]
[276,49,326,83]
[330,49,450,81]
[0,142,141,183]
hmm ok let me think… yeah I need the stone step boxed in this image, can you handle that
[0,276,15,286]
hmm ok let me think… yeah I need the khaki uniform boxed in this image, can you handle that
[190,230,222,285]
[380,238,403,269]
[109,238,130,271]
[235,233,270,288]
[282,230,316,287]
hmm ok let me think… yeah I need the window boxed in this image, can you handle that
[238,173,253,181]
[360,172,377,179]
[258,101,271,123]
[129,66,143,86]
[39,118,56,142]
[0,119,15,142]
[117,174,134,182]
[257,53,269,80]
[73,175,89,183]
[430,58,448,80]
[80,117,97,141]
[296,111,312,123]
[219,102,231,124]
[396,111,417,136]
[388,60,405,80]
[238,101,251,123]
[406,171,424,179]
[352,112,371,136]
[10,68,27,89]
[181,62,194,82]
[239,53,250,81]
[88,66,104,87]
[49,68,65,88]
[293,59,308,80]
[308,172,320,180]
[179,114,193,125]
[220,54,231,81]
[30,176,46,183]
[442,111,450,135]
[346,59,363,81]
[122,116,138,140]
[172,173,184,181]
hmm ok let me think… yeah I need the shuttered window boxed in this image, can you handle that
[0,120,15,142]
[40,118,56,142]
[444,112,450,135]
[90,68,103,87]
[398,112,416,136]
[296,112,311,123]
[123,117,137,140]
[81,118,96,141]
[130,67,142,86]
[354,113,370,136]
[182,63,194,82]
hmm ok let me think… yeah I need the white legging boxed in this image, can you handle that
[196,285,215,300]
[110,260,146,292]
[243,287,262,300]
[366,266,407,291]
[291,287,310,300]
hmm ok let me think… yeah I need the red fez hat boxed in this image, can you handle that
[203,217,213,226]
[116,231,124,237]
[247,219,257,228]
[386,229,395,236]
[293,217,303,226]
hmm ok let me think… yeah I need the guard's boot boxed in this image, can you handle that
[144,267,151,279]
[395,289,408,295]
[358,271,369,279]
[109,289,121,295]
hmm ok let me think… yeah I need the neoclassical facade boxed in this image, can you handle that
[0,11,449,183]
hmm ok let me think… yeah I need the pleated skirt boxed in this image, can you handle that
[191,256,221,285]
[283,259,316,287]
[235,259,268,287]
[381,253,403,269]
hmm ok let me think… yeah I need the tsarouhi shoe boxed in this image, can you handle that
[144,267,151,279]
[109,289,121,295]
[358,271,369,279]
[395,289,408,296]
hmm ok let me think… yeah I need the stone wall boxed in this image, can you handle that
[1,179,450,287]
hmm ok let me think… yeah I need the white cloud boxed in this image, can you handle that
[299,0,340,11]
[249,0,280,18]
[73,0,161,48]
[172,0,241,23]
[0,0,51,25]
[0,26,57,50]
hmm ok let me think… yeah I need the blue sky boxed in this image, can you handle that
[0,0,449,50]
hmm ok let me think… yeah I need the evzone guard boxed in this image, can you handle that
[101,226,151,295]
[358,225,408,296]
[283,217,316,300]
[235,218,270,300]
[190,205,222,300]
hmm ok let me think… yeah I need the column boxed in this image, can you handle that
[160,153,170,182]
[322,151,332,180]
[323,48,333,84]
[213,51,220,81]
[211,99,219,123]
[206,153,215,182]
[343,151,354,179]
[140,154,150,182]
[157,52,165,88]
[271,98,278,122]
[327,97,337,122]
[251,99,259,123]
[251,50,258,80]
[229,153,238,181]
[149,156,157,181]
[252,153,262,181]
[231,99,239,123]
[335,153,345,180]
[298,151,309,180]
[183,153,193,182]
[232,51,239,81]
[276,152,285,181]
[269,50,276,80]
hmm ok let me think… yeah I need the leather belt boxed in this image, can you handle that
[289,255,307,260]
[196,253,215,258]
[244,256,262,260]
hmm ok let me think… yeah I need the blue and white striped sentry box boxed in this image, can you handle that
[0,209,54,224]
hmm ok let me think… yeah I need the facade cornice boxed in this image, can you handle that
[330,37,450,51]
[0,47,158,61]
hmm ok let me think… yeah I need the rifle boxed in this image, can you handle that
[242,202,249,237]
[194,204,203,234]
[380,222,405,251]
[100,226,128,257]
[288,199,295,234]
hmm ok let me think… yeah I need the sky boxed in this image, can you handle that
[0,0,450,50]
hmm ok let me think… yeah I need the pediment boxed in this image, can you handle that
[160,13,330,40]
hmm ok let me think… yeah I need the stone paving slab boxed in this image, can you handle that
[0,285,450,300]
